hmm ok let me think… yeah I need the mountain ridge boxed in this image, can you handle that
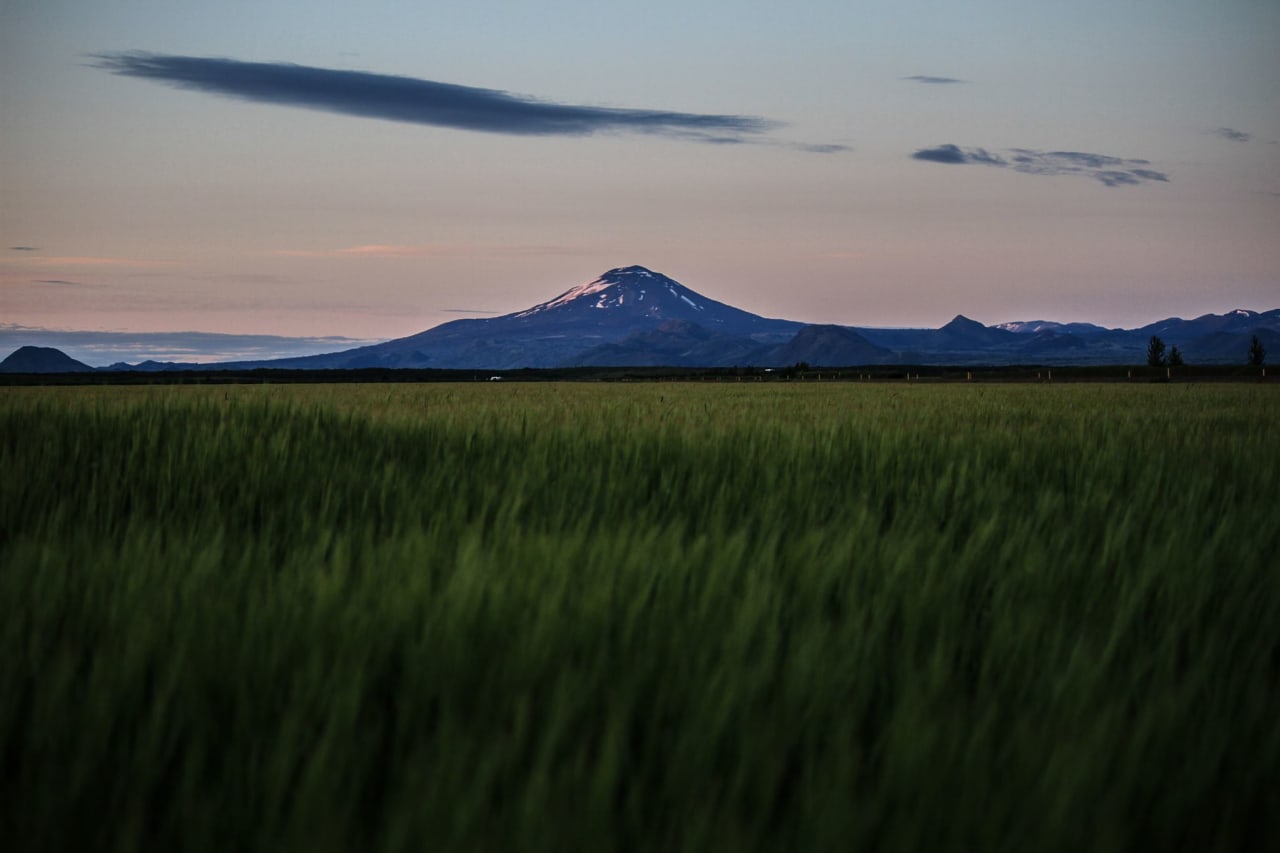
[5,266,1277,369]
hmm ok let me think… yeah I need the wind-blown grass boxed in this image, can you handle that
[2,383,1277,851]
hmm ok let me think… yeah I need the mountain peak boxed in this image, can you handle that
[602,264,659,277]
[943,314,985,330]
[514,265,702,319]
[412,264,805,360]
[933,314,1018,348]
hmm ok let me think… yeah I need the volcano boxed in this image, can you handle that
[252,265,803,370]
[510,265,799,336]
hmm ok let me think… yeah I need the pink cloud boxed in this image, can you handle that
[274,243,580,259]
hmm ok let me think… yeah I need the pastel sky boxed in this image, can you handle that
[3,0,1278,357]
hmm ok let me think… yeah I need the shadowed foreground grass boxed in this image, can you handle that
[2,383,1278,851]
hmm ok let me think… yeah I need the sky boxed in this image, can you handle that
[2,0,1278,363]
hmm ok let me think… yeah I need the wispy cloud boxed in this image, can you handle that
[274,242,592,260]
[4,254,179,267]
[903,75,966,85]
[10,246,39,252]
[440,308,502,315]
[32,279,96,287]
[1213,126,1250,142]
[792,142,852,154]
[275,244,441,259]
[911,144,1170,187]
[94,52,834,150]
[0,323,380,366]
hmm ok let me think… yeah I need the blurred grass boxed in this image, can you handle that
[2,382,1278,852]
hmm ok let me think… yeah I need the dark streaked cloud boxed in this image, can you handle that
[791,142,852,154]
[10,246,39,252]
[93,52,802,147]
[912,144,1169,187]
[1214,126,1251,142]
[33,279,93,287]
[903,75,966,84]
[913,144,1003,165]
[912,143,969,164]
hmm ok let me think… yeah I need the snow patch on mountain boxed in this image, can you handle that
[995,320,1066,334]
[514,265,711,318]
[517,278,615,316]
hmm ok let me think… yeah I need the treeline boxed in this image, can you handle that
[1147,333,1267,368]
[0,362,1272,386]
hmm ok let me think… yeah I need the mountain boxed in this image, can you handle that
[0,346,93,373]
[226,265,803,370]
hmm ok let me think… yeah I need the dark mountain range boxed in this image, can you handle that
[843,308,1277,366]
[1136,309,1268,340]
[6,267,1277,370]
[0,345,93,373]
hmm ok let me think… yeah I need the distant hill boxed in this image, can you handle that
[754,324,892,367]
[993,320,1112,336]
[0,346,93,373]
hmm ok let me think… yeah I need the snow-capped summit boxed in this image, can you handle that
[515,265,711,320]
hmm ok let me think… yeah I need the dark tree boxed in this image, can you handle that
[1248,334,1266,366]
[1168,345,1184,367]
[1146,335,1167,367]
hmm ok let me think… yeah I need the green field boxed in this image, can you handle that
[3,382,1278,851]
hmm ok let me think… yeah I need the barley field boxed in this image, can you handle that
[2,382,1277,852]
